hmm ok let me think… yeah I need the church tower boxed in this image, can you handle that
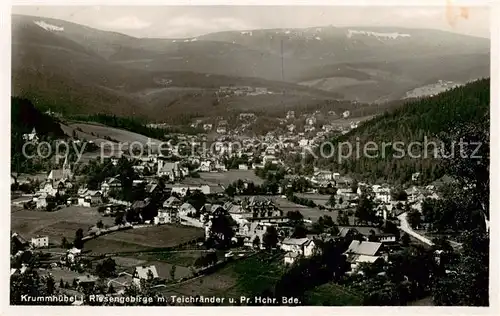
[62,155,73,180]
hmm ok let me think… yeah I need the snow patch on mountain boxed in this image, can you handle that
[315,36,322,41]
[240,31,253,36]
[34,21,64,32]
[347,29,410,39]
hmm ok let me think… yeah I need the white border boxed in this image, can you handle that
[1,1,499,316]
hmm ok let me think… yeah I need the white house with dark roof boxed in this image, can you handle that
[133,265,159,288]
[344,240,385,270]
[281,237,316,257]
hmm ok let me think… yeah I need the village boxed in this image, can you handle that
[11,109,460,306]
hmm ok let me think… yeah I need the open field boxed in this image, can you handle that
[159,253,284,303]
[304,282,364,306]
[11,206,113,242]
[274,197,334,222]
[199,170,264,186]
[70,122,163,145]
[133,251,204,268]
[39,268,94,283]
[84,225,204,254]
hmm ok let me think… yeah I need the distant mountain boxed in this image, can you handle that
[11,14,490,119]
[315,78,490,185]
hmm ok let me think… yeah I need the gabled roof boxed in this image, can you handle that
[163,196,181,208]
[338,227,360,238]
[345,240,382,256]
[282,238,310,246]
[179,202,196,213]
[134,265,158,279]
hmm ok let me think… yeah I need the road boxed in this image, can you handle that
[397,212,434,247]
[398,212,463,250]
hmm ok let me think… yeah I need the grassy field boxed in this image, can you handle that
[84,225,204,254]
[304,282,364,306]
[159,253,284,303]
[70,122,163,145]
[133,251,204,267]
[11,206,113,243]
[199,170,264,186]
[274,197,333,222]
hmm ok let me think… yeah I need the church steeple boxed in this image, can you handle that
[62,155,72,180]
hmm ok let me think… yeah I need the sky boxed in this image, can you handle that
[12,5,490,39]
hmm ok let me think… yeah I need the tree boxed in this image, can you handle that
[59,278,64,288]
[338,212,350,226]
[292,224,308,238]
[252,236,261,249]
[262,226,279,250]
[208,211,235,249]
[401,233,410,247]
[95,258,117,278]
[433,231,489,306]
[170,265,177,281]
[108,284,115,294]
[407,210,422,229]
[326,194,336,208]
[115,214,124,226]
[74,228,84,249]
[355,193,376,225]
[45,275,55,295]
[61,237,68,249]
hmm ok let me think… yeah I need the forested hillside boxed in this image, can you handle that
[317,78,490,184]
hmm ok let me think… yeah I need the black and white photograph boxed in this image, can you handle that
[6,1,494,308]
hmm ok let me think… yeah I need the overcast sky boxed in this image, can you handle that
[12,5,490,38]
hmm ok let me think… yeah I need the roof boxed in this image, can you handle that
[179,202,196,212]
[131,200,150,209]
[77,275,98,283]
[345,240,382,256]
[338,226,381,237]
[282,238,310,246]
[134,265,159,279]
[163,196,181,208]
[338,227,359,238]
[48,169,64,180]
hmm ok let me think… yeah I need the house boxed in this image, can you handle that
[78,190,102,207]
[280,238,316,257]
[203,124,213,131]
[344,240,385,270]
[199,161,214,172]
[100,177,122,196]
[11,233,29,252]
[376,233,397,243]
[133,265,159,288]
[342,110,350,118]
[284,252,300,265]
[158,160,181,180]
[154,209,179,225]
[238,164,249,170]
[76,275,98,292]
[31,236,49,248]
[373,185,391,204]
[163,196,181,209]
[34,194,49,209]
